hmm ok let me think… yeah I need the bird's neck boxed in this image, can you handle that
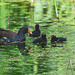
[42,37,46,40]
[17,32,24,36]
[35,28,39,31]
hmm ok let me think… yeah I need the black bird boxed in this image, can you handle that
[11,27,32,42]
[0,27,32,44]
[12,27,32,52]
[0,27,32,55]
[50,35,67,43]
[29,24,41,37]
[33,33,47,48]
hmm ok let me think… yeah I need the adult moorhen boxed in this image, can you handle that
[11,27,32,52]
[33,33,47,48]
[0,27,32,45]
[11,27,32,42]
[0,27,32,41]
[29,24,41,37]
[50,35,67,44]
[0,27,32,55]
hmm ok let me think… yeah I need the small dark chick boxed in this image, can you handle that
[50,35,67,43]
[33,33,47,48]
[29,24,41,37]
[50,35,67,47]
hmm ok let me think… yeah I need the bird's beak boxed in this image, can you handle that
[50,35,52,37]
[28,29,32,34]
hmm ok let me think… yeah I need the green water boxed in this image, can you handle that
[0,0,75,75]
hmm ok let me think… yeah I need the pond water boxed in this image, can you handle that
[0,0,75,75]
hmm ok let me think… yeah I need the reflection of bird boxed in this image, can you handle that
[29,24,41,37]
[50,35,67,43]
[0,27,32,55]
[33,33,47,48]
[19,47,32,55]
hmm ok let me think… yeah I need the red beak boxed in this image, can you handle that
[50,35,52,37]
[28,29,32,34]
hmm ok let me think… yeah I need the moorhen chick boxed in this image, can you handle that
[50,35,67,44]
[29,24,41,37]
[33,33,47,48]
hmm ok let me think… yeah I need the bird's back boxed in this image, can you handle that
[0,28,17,39]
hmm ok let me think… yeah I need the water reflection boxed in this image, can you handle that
[10,2,31,27]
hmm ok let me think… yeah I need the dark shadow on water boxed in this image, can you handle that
[0,41,31,56]
[51,42,67,47]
